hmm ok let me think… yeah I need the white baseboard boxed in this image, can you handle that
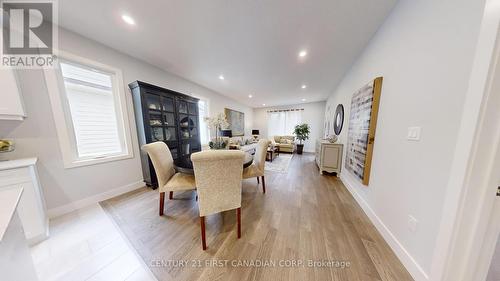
[340,173,429,281]
[47,180,145,219]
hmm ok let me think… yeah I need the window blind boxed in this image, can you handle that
[60,62,123,158]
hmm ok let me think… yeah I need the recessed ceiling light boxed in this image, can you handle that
[301,84,307,89]
[121,14,136,25]
[302,98,307,102]
[219,75,225,80]
[262,103,266,106]
[298,50,307,58]
[248,94,253,98]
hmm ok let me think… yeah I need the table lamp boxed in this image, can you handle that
[252,130,259,141]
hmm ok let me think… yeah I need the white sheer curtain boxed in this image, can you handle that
[267,110,302,137]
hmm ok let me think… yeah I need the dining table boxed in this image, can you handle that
[174,152,254,175]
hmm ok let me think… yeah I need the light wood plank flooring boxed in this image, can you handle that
[101,153,413,281]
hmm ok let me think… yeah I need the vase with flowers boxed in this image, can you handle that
[205,113,229,149]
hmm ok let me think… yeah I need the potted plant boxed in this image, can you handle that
[294,123,310,154]
[205,113,229,149]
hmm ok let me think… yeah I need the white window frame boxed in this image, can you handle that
[197,98,210,146]
[190,94,211,148]
[44,51,134,168]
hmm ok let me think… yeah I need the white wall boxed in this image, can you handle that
[0,27,253,212]
[324,0,486,280]
[253,101,325,152]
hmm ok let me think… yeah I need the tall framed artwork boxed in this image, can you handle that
[224,108,245,136]
[345,77,383,185]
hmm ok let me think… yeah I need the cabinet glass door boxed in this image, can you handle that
[149,111,162,126]
[165,127,177,141]
[146,94,161,111]
[151,127,164,141]
[163,112,175,126]
[188,102,197,115]
[178,101,188,114]
[162,97,174,112]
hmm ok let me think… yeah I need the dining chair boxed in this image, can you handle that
[142,142,196,216]
[243,139,271,193]
[191,150,245,250]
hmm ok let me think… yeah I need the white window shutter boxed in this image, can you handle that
[60,62,124,158]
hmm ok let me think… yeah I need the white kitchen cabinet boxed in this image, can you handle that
[315,140,343,175]
[0,186,39,281]
[0,158,48,245]
[0,69,26,120]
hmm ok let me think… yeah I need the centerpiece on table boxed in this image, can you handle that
[205,113,229,149]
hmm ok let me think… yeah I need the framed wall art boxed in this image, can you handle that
[345,77,383,185]
[224,108,245,136]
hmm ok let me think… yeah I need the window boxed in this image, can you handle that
[198,99,210,145]
[267,109,302,136]
[45,53,133,168]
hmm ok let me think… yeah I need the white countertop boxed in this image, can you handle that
[0,186,23,241]
[0,157,37,171]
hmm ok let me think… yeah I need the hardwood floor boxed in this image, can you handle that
[101,154,413,281]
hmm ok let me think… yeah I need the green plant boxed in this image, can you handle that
[294,123,310,145]
[208,140,227,149]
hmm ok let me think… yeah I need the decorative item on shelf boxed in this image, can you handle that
[252,129,260,142]
[205,113,229,150]
[150,120,162,126]
[326,134,338,143]
[294,123,310,155]
[0,139,14,153]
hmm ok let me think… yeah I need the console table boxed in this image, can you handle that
[315,140,343,175]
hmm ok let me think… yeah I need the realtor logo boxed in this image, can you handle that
[1,0,58,68]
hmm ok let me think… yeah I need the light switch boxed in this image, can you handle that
[407,127,421,141]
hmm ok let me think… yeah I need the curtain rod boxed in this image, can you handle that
[267,108,304,113]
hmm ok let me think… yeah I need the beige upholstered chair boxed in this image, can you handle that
[243,139,271,193]
[141,142,196,216]
[191,150,245,250]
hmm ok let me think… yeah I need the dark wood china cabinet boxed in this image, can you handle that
[128,81,200,188]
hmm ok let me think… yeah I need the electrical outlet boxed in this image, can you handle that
[408,215,418,233]
[407,127,421,141]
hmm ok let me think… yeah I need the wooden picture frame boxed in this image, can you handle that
[345,77,383,185]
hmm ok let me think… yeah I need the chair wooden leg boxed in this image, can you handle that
[159,192,165,216]
[169,191,173,200]
[237,207,241,238]
[261,176,266,194]
[200,216,207,250]
[257,177,260,184]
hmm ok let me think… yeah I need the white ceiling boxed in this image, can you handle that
[58,0,397,108]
